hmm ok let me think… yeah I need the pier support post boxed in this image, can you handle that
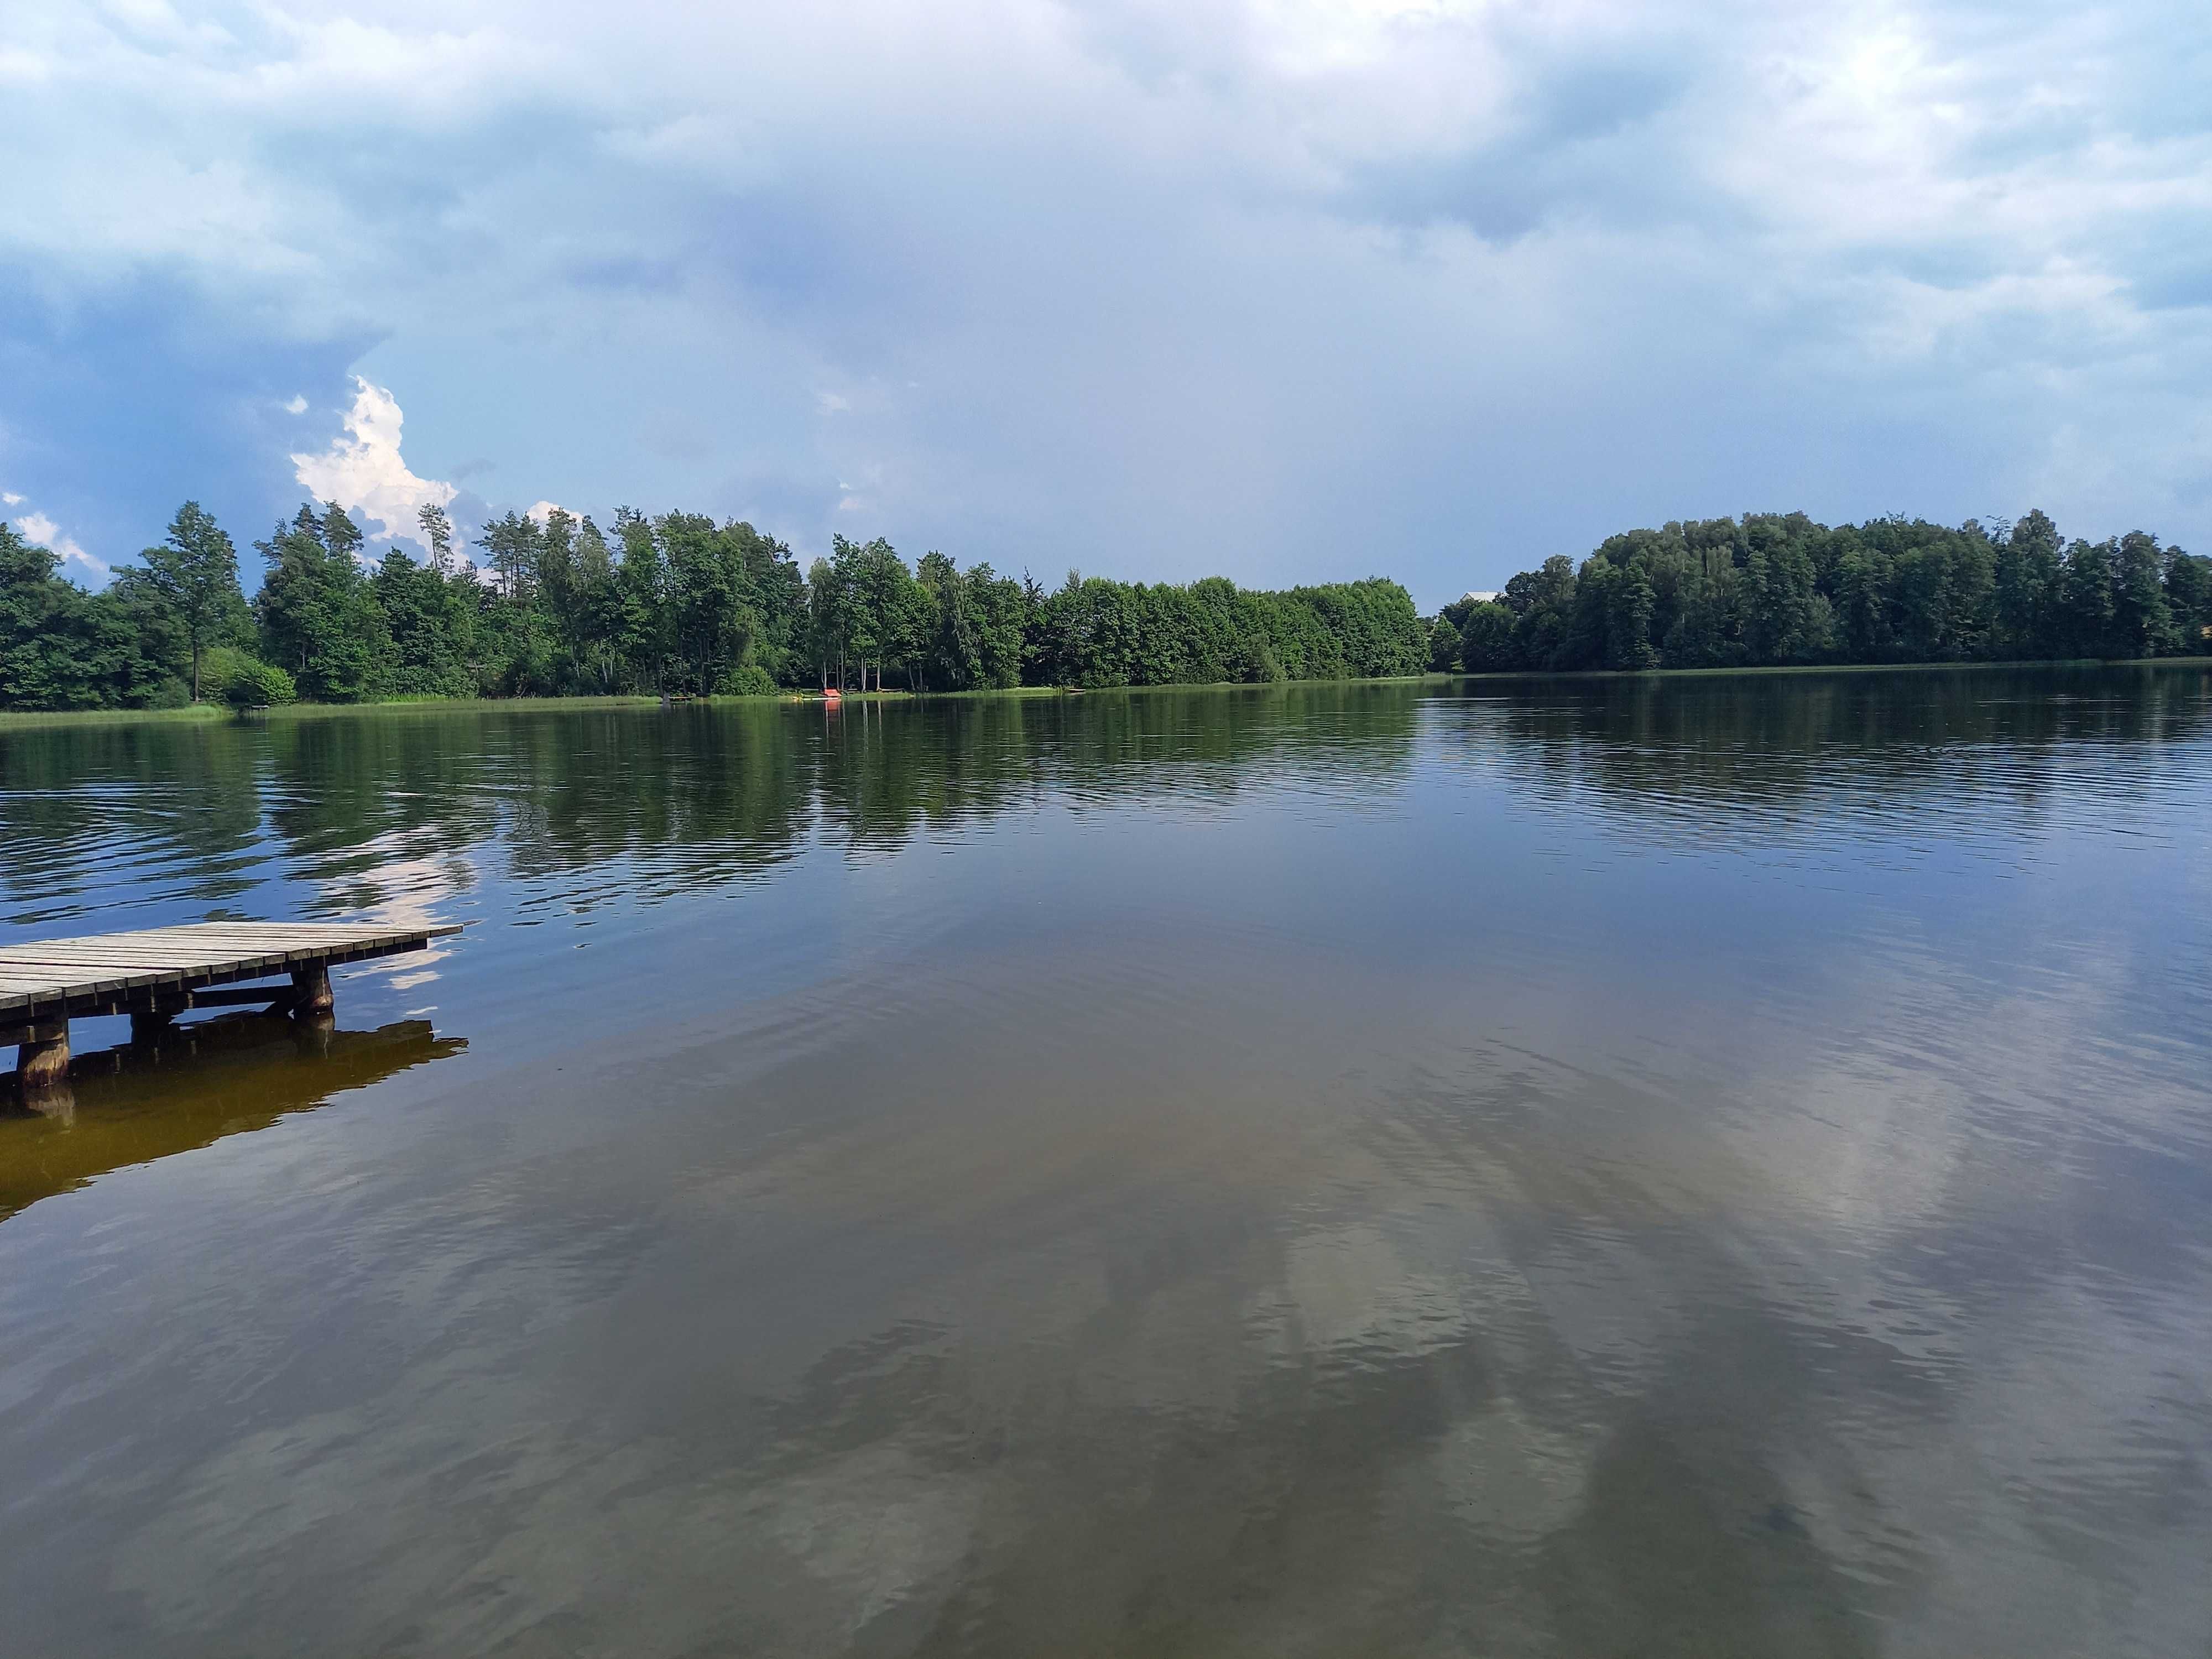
[290,964,334,1016]
[131,1004,176,1045]
[13,1020,71,1097]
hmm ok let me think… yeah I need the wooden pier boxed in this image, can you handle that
[2,921,461,1094]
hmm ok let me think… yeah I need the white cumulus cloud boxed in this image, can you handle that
[290,377,456,546]
[18,509,109,580]
[2,491,22,505]
[284,394,308,415]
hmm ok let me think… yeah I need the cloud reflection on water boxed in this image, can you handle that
[2,669,2209,1654]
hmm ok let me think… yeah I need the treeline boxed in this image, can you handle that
[1432,510,2211,674]
[1,501,1427,710]
[12,499,2206,713]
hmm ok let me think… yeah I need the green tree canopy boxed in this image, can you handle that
[138,501,251,700]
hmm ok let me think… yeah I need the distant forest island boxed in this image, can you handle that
[3,500,2207,712]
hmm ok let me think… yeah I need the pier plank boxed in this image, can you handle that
[0,921,461,1024]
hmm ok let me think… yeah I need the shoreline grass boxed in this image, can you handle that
[1437,654,2212,685]
[0,702,237,730]
[6,657,2206,731]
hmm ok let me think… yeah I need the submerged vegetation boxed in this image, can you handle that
[4,499,2205,713]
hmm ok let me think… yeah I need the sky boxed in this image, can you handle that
[1,0,2207,611]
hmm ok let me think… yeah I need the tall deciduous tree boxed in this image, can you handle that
[139,501,248,700]
[2110,531,2176,659]
[1995,509,2063,658]
[254,503,392,702]
[1,520,164,709]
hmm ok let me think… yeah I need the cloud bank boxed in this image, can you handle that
[1,0,2206,603]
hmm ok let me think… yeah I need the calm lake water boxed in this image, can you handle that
[4,669,2210,1657]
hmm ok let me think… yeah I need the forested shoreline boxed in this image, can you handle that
[1433,510,2210,674]
[4,499,2208,713]
[1,502,1426,711]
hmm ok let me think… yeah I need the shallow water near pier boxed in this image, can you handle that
[3,668,2210,1656]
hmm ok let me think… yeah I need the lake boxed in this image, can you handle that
[3,669,2210,1657]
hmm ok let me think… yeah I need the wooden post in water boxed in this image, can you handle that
[14,1019,70,1095]
[290,964,335,1016]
